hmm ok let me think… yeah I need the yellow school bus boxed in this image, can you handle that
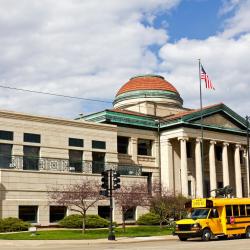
[174,198,250,241]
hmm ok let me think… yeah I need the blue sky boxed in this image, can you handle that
[0,0,249,118]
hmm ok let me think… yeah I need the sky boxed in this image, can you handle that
[0,0,250,119]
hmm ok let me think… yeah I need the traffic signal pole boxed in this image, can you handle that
[108,169,115,240]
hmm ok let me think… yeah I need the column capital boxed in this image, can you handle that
[196,138,202,143]
[210,140,217,145]
[235,144,241,149]
[178,136,189,142]
[223,142,229,147]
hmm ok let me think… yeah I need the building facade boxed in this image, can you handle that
[0,74,249,226]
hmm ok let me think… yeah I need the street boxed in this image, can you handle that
[0,237,249,250]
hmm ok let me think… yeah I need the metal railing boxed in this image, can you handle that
[0,154,142,175]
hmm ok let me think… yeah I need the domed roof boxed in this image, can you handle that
[116,74,179,97]
[113,74,183,109]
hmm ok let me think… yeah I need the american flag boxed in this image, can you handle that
[200,64,215,90]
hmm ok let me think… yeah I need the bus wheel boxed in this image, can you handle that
[178,236,188,241]
[246,227,250,239]
[202,228,212,241]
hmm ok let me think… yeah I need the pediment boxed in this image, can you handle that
[201,113,239,129]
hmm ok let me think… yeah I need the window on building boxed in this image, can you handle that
[117,136,129,154]
[0,130,13,141]
[98,206,110,220]
[186,142,192,158]
[142,172,152,195]
[137,139,152,156]
[92,152,105,173]
[49,206,67,223]
[239,205,246,216]
[233,205,239,217]
[188,180,192,196]
[124,207,136,221]
[19,206,38,223]
[23,146,40,170]
[226,205,232,217]
[246,205,250,216]
[69,138,84,147]
[0,143,12,168]
[92,140,106,149]
[24,133,41,143]
[215,146,222,161]
[69,150,83,172]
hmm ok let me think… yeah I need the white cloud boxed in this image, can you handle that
[0,0,180,117]
[159,34,250,115]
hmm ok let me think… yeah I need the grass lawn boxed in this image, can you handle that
[0,226,173,240]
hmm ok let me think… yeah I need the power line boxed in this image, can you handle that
[0,84,113,104]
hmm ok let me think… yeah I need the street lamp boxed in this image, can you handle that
[155,119,161,194]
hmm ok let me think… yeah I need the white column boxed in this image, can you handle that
[160,138,174,192]
[195,138,203,198]
[234,144,242,198]
[179,137,189,197]
[222,142,230,187]
[209,140,217,196]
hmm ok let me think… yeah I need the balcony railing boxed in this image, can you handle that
[0,154,142,175]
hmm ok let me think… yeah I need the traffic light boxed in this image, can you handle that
[113,171,121,190]
[101,171,109,190]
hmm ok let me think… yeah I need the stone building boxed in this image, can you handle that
[0,74,249,226]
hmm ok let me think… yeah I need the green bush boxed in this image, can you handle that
[59,214,110,228]
[0,217,30,232]
[137,212,161,225]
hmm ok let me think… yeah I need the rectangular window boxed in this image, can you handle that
[23,146,40,170]
[188,180,192,196]
[226,205,232,217]
[69,138,84,147]
[215,146,222,161]
[69,150,83,172]
[49,206,67,223]
[92,140,106,149]
[124,207,136,221]
[0,143,12,168]
[186,142,192,158]
[233,205,239,217]
[24,133,41,143]
[246,205,250,216]
[142,172,152,195]
[19,206,38,223]
[239,205,246,216]
[117,136,129,154]
[138,139,152,156]
[92,152,105,174]
[98,206,110,220]
[0,130,13,141]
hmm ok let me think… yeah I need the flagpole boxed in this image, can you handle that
[198,59,205,198]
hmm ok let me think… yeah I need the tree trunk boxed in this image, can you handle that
[82,211,86,234]
[160,220,163,229]
[122,212,126,233]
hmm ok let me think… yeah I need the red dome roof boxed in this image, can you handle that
[116,75,179,97]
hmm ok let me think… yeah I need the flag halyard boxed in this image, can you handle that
[200,64,215,90]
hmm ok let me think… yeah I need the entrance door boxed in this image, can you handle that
[208,208,223,234]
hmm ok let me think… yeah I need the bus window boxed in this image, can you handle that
[246,205,250,216]
[209,208,219,218]
[239,205,246,216]
[226,205,232,217]
[233,205,239,217]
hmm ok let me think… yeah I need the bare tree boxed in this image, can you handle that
[48,179,101,233]
[150,191,189,228]
[114,182,150,232]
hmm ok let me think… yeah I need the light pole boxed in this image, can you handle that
[155,119,161,194]
[246,116,250,197]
